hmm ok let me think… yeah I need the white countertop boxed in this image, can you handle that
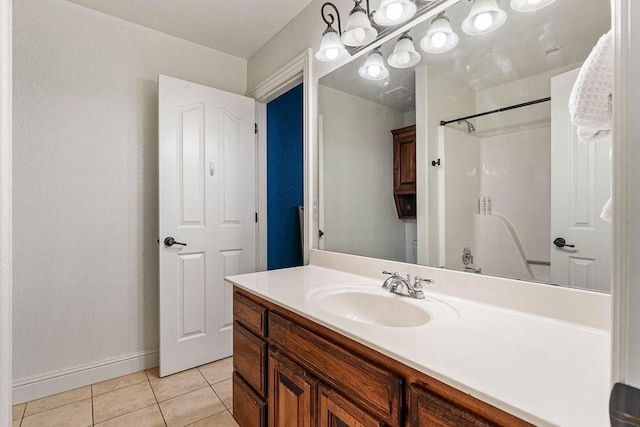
[226,265,610,427]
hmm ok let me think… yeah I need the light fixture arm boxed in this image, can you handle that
[321,2,342,35]
[398,30,412,41]
[350,0,372,17]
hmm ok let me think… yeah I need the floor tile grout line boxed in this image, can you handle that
[91,383,94,426]
[210,385,232,411]
[155,383,213,404]
[21,397,93,421]
[92,403,159,426]
[147,376,169,427]
[92,378,149,398]
[21,387,91,418]
[92,380,158,425]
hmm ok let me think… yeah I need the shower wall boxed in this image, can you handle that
[442,127,479,271]
[479,127,551,280]
[441,66,581,281]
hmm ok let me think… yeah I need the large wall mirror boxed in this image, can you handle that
[318,0,612,292]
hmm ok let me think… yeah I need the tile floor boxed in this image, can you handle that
[11,357,238,427]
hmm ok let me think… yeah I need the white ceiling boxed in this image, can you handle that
[65,0,315,59]
[320,0,611,112]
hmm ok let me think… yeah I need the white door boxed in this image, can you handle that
[550,69,612,291]
[159,75,256,376]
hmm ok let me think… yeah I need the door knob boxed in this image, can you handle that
[164,237,187,247]
[553,237,575,248]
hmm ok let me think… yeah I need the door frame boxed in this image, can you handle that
[611,0,637,386]
[248,49,315,269]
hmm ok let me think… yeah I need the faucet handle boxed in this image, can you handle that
[382,270,399,277]
[414,276,434,289]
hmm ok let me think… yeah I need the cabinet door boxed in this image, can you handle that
[410,384,496,427]
[392,126,416,194]
[268,349,317,427]
[319,385,387,427]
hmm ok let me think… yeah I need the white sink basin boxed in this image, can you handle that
[308,285,458,328]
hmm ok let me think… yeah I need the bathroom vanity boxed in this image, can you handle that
[226,255,610,427]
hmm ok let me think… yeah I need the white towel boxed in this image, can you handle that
[601,147,613,223]
[569,30,613,143]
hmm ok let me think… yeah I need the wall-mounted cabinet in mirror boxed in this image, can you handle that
[318,0,612,292]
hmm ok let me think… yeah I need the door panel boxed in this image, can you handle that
[159,75,255,376]
[550,69,612,291]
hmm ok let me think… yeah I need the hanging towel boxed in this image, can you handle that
[568,30,613,143]
[601,147,613,223]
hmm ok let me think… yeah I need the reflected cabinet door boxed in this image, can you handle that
[268,350,316,427]
[319,385,385,427]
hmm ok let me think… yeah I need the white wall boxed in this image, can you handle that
[319,85,406,262]
[443,127,479,271]
[13,0,247,401]
[420,66,476,265]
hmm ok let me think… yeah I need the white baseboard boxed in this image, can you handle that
[12,348,159,404]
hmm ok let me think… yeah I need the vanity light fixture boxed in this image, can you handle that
[315,3,349,62]
[342,0,378,46]
[373,0,417,26]
[510,0,557,12]
[461,0,507,36]
[359,49,390,80]
[388,32,421,68]
[420,12,459,54]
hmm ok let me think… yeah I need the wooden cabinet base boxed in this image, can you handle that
[232,287,531,427]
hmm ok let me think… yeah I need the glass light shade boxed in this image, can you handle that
[420,15,459,54]
[358,50,389,81]
[373,0,417,26]
[461,0,507,36]
[388,36,421,68]
[342,9,378,46]
[315,28,349,62]
[510,0,557,12]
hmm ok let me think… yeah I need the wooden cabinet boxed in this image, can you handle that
[232,287,531,427]
[269,312,402,425]
[232,292,268,427]
[392,125,416,219]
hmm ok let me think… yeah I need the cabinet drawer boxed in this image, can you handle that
[269,312,403,426]
[410,384,496,426]
[233,372,266,427]
[234,291,267,338]
[233,322,267,398]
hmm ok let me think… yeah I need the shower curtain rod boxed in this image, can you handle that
[439,97,551,126]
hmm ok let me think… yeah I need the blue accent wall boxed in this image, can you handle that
[267,84,303,270]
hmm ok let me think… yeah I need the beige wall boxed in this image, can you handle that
[13,0,246,401]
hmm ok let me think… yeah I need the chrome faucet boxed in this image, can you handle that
[382,271,433,299]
